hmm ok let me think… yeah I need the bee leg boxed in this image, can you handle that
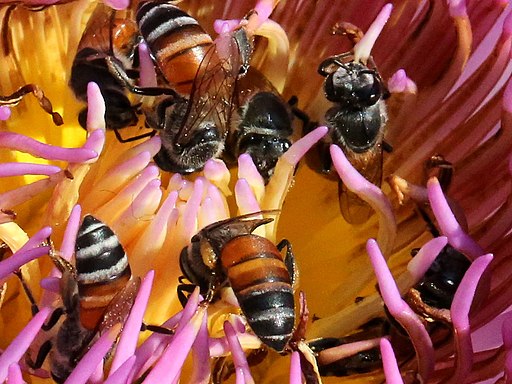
[41,307,65,331]
[0,84,63,125]
[318,53,353,76]
[416,206,441,238]
[105,57,180,98]
[382,140,393,153]
[277,239,298,288]
[177,280,196,307]
[425,154,453,191]
[288,96,311,133]
[112,127,157,143]
[319,142,333,173]
[13,269,40,316]
[26,339,53,369]
[140,323,175,335]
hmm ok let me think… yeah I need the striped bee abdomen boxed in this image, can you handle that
[75,215,131,330]
[136,1,213,94]
[221,234,295,352]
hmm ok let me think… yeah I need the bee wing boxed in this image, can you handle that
[195,210,280,250]
[76,2,116,54]
[338,145,383,224]
[233,67,280,106]
[174,31,242,147]
[76,3,138,60]
[97,277,141,336]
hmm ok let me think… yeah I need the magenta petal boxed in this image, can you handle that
[40,276,60,293]
[224,321,255,384]
[40,206,80,307]
[450,253,493,383]
[0,106,11,120]
[502,311,512,381]
[7,363,25,384]
[366,239,434,382]
[142,307,206,384]
[89,362,104,384]
[104,356,136,384]
[110,271,154,374]
[427,177,484,259]
[132,289,200,379]
[388,69,417,94]
[447,0,468,17]
[63,325,120,384]
[86,82,106,131]
[187,307,210,384]
[213,19,241,34]
[238,154,264,195]
[283,126,328,166]
[18,226,52,253]
[60,204,81,260]
[0,132,97,162]
[235,178,261,214]
[102,0,129,9]
[180,178,204,240]
[331,145,396,255]
[0,163,61,177]
[0,246,50,281]
[353,3,393,63]
[289,351,301,384]
[380,338,404,384]
[82,129,105,163]
[138,43,157,87]
[0,307,51,381]
[406,236,448,283]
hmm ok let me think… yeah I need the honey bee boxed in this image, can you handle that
[69,3,147,139]
[307,318,387,377]
[315,24,389,224]
[107,1,244,173]
[226,66,296,183]
[406,208,471,322]
[27,215,142,382]
[308,241,471,378]
[178,212,297,352]
[1,83,63,125]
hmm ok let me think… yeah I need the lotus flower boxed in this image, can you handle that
[0,0,511,383]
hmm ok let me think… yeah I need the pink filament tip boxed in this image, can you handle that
[103,0,129,10]
[448,0,468,17]
[0,106,11,120]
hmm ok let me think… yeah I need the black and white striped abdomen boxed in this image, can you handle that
[136,1,213,93]
[75,215,131,330]
[75,215,130,284]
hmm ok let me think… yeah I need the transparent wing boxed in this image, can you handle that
[76,3,138,60]
[174,30,242,147]
[97,277,141,335]
[76,2,116,54]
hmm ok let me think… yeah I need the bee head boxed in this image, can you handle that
[324,62,383,108]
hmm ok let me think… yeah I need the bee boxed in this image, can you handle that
[26,215,141,382]
[69,3,149,140]
[315,23,389,224]
[406,207,471,322]
[107,1,244,173]
[307,319,387,377]
[308,241,471,378]
[225,66,296,183]
[1,83,63,125]
[178,212,297,352]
